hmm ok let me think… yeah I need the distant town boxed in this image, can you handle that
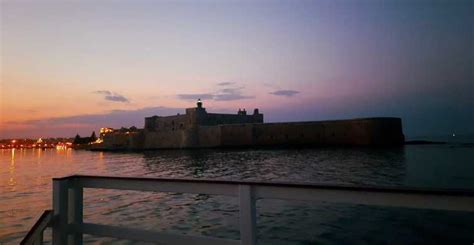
[0,131,99,150]
[0,128,137,150]
[0,138,73,150]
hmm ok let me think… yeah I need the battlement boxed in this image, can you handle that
[144,100,263,131]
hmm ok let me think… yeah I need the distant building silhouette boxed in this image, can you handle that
[93,99,404,150]
[73,132,97,145]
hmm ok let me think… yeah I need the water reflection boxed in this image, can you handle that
[1,145,473,244]
[11,148,15,162]
[8,149,16,191]
[36,148,42,159]
[140,148,407,186]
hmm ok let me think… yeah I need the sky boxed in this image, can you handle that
[0,0,472,139]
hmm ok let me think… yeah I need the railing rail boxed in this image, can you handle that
[20,210,53,245]
[24,175,474,245]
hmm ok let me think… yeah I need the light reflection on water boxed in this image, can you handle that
[0,145,473,244]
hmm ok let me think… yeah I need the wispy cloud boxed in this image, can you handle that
[270,90,300,97]
[176,93,214,101]
[214,94,254,101]
[94,90,129,103]
[214,87,254,101]
[104,94,129,102]
[176,83,255,102]
[95,90,112,95]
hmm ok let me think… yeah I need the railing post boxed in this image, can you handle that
[34,232,43,245]
[239,185,256,245]
[68,178,83,244]
[52,179,69,244]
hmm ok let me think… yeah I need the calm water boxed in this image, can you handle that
[1,145,473,244]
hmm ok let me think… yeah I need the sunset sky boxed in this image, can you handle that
[1,0,472,139]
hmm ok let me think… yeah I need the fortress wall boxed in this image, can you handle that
[101,133,130,149]
[218,118,404,147]
[128,131,145,149]
[144,117,156,130]
[363,118,404,145]
[100,132,144,150]
[144,126,222,149]
[220,124,254,146]
[196,126,221,147]
[253,122,327,146]
[143,129,193,149]
[205,113,263,125]
[102,117,403,150]
[150,114,191,131]
[254,123,294,145]
[319,120,368,145]
[219,123,330,146]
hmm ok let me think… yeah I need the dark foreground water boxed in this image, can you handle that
[1,144,473,244]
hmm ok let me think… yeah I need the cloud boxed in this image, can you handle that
[214,94,254,101]
[94,90,129,103]
[177,93,214,101]
[177,84,255,102]
[214,87,254,101]
[94,90,112,95]
[104,94,129,102]
[220,87,244,94]
[270,90,300,97]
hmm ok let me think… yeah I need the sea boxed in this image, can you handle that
[1,142,473,244]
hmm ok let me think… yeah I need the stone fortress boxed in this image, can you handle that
[95,100,405,150]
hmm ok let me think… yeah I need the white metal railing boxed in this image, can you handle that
[23,175,474,244]
[20,210,52,245]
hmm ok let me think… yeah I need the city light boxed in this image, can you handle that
[100,128,114,134]
[0,138,73,149]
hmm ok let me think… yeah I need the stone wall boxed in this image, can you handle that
[218,118,404,147]
[204,113,263,126]
[145,114,191,131]
[196,126,221,147]
[145,106,263,132]
[99,117,404,150]
[143,128,194,149]
[99,131,144,150]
